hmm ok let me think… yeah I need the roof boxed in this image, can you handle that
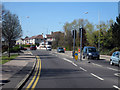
[46,34,53,38]
[29,35,43,39]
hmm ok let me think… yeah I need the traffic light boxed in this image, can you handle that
[72,30,77,39]
[79,28,83,37]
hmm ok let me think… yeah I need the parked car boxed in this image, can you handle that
[83,46,99,60]
[20,46,27,50]
[30,45,36,50]
[46,46,52,51]
[110,51,120,66]
[57,47,65,53]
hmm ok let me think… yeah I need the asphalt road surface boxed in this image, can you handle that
[23,49,120,89]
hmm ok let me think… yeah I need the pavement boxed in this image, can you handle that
[1,50,37,89]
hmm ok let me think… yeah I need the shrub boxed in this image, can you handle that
[10,46,20,53]
[109,47,120,56]
[2,45,8,53]
[24,45,31,47]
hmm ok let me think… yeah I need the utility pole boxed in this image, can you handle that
[80,27,82,61]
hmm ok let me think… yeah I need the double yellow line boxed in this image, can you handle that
[26,56,41,90]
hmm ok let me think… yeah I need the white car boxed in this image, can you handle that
[46,46,52,51]
[110,51,120,66]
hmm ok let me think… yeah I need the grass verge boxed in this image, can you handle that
[0,54,19,64]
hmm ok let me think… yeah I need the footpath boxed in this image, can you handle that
[0,50,36,89]
[52,49,111,61]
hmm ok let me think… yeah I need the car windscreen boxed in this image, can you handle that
[47,47,51,48]
[88,48,96,52]
[116,52,120,58]
[59,47,63,49]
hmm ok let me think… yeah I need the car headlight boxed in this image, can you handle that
[88,53,92,55]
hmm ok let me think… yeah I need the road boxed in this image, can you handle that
[23,49,120,89]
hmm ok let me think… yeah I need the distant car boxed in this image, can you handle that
[83,46,99,60]
[20,46,27,50]
[30,45,36,50]
[46,46,52,51]
[110,51,120,66]
[57,47,65,53]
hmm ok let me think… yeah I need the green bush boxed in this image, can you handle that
[109,47,120,56]
[100,49,111,55]
[24,45,31,47]
[35,43,39,46]
[10,46,20,53]
[2,45,8,53]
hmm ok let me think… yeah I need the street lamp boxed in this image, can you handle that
[79,12,88,61]
[98,11,100,52]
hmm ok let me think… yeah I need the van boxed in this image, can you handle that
[83,46,99,60]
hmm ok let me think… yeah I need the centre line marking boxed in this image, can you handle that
[107,67,118,71]
[79,67,87,72]
[72,63,77,67]
[91,73,104,81]
[114,73,120,77]
[113,85,120,90]
[63,58,73,63]
[92,63,102,67]
[63,58,78,67]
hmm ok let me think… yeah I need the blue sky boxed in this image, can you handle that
[3,2,118,38]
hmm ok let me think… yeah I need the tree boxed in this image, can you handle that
[63,19,89,50]
[112,15,120,48]
[2,8,22,57]
[52,32,64,49]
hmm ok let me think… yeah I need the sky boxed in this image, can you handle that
[3,2,118,38]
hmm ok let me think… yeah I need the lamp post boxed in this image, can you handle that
[98,11,100,52]
[79,12,88,61]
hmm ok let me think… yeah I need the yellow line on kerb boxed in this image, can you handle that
[32,57,41,89]
[26,56,40,89]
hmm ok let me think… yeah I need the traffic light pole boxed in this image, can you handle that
[80,28,82,61]
[73,30,75,58]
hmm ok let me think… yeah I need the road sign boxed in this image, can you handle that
[75,52,78,60]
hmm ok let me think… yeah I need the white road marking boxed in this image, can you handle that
[79,67,87,72]
[72,63,77,67]
[92,63,102,67]
[91,73,104,81]
[113,85,120,90]
[63,58,78,67]
[107,67,118,71]
[114,73,120,77]
[63,58,73,63]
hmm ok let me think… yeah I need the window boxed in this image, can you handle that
[88,48,96,52]
[112,52,116,56]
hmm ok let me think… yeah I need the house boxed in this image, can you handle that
[29,35,43,45]
[39,31,63,48]
[16,34,43,45]
[16,38,24,45]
